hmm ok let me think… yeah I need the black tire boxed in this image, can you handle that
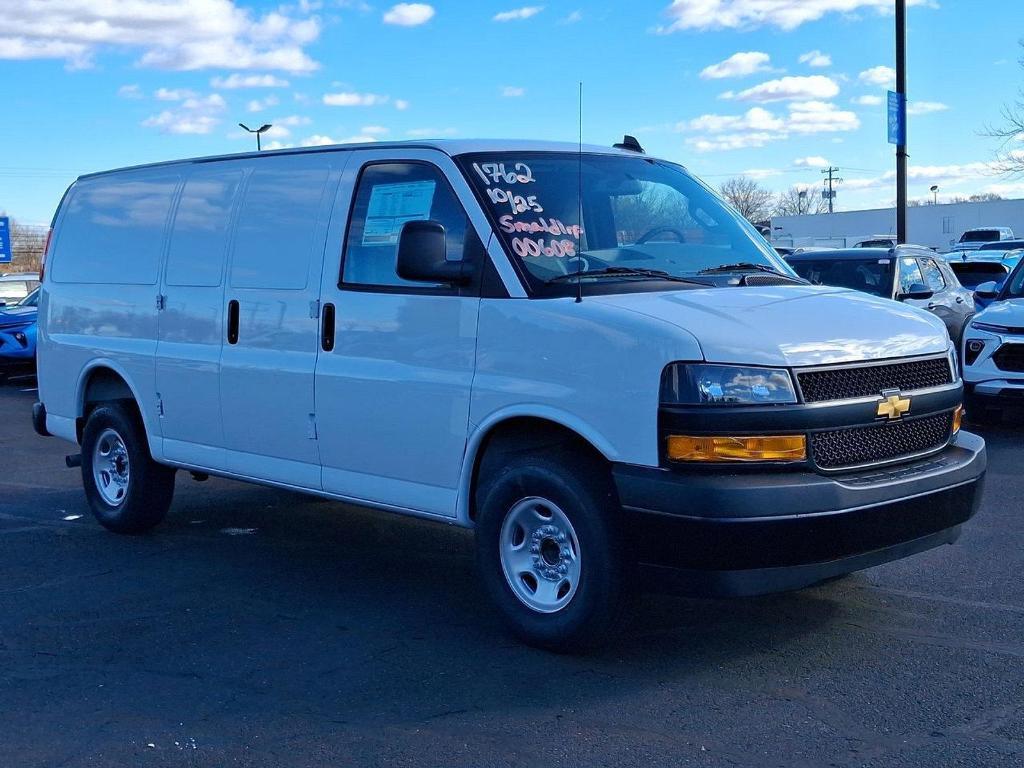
[81,402,176,534]
[475,445,628,652]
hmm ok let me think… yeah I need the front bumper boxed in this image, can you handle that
[613,430,986,597]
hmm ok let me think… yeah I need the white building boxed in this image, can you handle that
[772,197,1024,252]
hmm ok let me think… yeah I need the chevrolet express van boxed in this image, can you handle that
[34,140,986,650]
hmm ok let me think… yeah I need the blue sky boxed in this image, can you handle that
[2,0,1022,225]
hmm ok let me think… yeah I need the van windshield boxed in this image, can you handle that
[961,230,1000,243]
[458,152,789,295]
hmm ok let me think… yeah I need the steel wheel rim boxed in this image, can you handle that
[498,496,582,614]
[93,427,130,506]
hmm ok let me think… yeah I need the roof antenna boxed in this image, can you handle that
[575,81,584,304]
[613,135,645,153]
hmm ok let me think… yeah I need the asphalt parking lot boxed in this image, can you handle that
[1,382,1021,767]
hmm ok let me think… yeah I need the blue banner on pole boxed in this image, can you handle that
[0,217,11,264]
[887,90,906,146]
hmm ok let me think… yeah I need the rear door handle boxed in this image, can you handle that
[227,299,240,344]
[321,302,336,352]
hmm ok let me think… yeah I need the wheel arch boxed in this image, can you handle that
[74,361,156,451]
[457,407,619,526]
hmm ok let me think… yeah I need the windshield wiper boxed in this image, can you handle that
[546,267,713,286]
[697,262,790,276]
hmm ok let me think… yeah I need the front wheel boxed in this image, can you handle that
[81,403,176,534]
[475,448,628,652]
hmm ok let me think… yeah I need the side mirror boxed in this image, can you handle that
[396,220,472,286]
[898,283,933,301]
[974,281,999,300]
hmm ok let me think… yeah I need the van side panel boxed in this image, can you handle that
[40,170,181,448]
[465,298,704,520]
[218,152,346,489]
[156,164,245,469]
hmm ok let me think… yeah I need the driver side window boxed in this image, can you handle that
[342,162,470,289]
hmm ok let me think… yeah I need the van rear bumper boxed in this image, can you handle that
[612,431,986,597]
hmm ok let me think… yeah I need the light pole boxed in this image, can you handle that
[896,0,908,243]
[239,122,272,151]
[930,185,939,205]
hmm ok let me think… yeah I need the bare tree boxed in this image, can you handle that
[950,192,1004,203]
[987,41,1024,175]
[719,176,775,223]
[773,186,828,217]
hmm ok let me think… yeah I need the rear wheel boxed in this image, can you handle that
[81,403,176,534]
[475,446,628,652]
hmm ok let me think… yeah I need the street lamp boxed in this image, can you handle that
[930,185,939,205]
[238,122,272,151]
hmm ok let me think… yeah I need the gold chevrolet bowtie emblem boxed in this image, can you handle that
[877,390,911,420]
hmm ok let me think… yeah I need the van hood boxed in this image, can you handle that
[592,285,949,368]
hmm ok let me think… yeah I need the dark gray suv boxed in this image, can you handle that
[787,247,976,343]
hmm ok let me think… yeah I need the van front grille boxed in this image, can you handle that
[797,357,953,403]
[810,411,954,470]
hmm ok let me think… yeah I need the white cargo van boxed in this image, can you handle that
[34,140,986,650]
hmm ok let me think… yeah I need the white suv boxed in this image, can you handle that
[34,140,986,650]
[962,259,1024,421]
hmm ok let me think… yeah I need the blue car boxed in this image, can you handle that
[0,287,39,380]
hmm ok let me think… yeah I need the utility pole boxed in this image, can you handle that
[821,167,842,214]
[896,0,908,243]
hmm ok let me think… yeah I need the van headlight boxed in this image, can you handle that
[661,363,798,406]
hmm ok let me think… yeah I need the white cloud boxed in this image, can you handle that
[300,134,378,146]
[394,99,410,110]
[858,65,896,87]
[247,95,280,112]
[684,101,858,152]
[700,51,771,80]
[729,75,840,103]
[275,114,311,126]
[787,100,859,133]
[494,6,544,21]
[118,84,143,99]
[323,91,389,106]
[742,168,782,180]
[212,73,290,88]
[907,101,949,115]
[142,92,227,135]
[0,0,321,72]
[382,3,435,26]
[794,156,829,168]
[562,10,583,23]
[406,127,458,137]
[361,125,389,135]
[799,50,831,67]
[852,94,883,106]
[654,0,932,33]
[155,87,197,101]
[502,86,526,97]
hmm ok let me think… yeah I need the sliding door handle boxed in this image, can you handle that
[227,299,240,345]
[321,302,336,352]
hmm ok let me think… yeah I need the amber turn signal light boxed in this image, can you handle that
[666,434,807,463]
[952,405,964,434]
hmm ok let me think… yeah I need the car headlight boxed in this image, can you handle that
[661,363,798,406]
[970,321,1010,333]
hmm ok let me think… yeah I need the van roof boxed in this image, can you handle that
[77,139,649,181]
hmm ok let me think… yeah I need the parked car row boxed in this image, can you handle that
[786,246,975,344]
[0,286,39,381]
